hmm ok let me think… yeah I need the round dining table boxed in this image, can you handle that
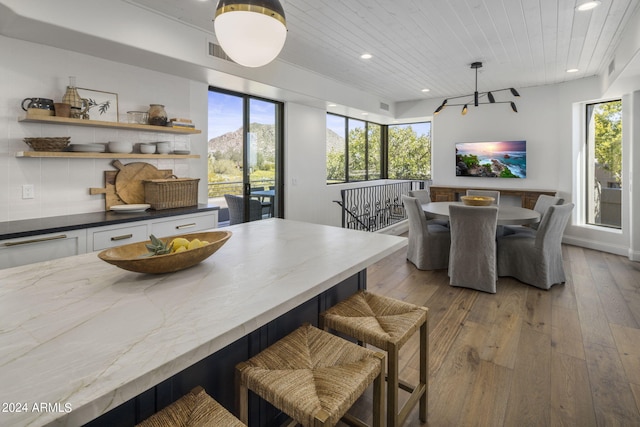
[421,201,540,226]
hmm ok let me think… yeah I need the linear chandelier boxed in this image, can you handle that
[434,62,520,116]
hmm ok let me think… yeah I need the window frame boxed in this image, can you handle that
[584,98,622,229]
[326,113,431,184]
[207,86,284,219]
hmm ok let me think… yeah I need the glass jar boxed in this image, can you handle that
[148,104,168,126]
[126,111,148,124]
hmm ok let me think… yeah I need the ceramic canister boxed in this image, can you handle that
[148,104,168,126]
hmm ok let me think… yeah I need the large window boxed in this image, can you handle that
[585,99,622,228]
[326,114,347,183]
[326,114,383,183]
[348,119,366,181]
[388,122,432,180]
[367,123,381,180]
[326,113,430,183]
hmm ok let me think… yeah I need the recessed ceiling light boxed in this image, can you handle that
[567,68,579,73]
[327,103,337,107]
[360,53,372,59]
[362,112,369,116]
[421,88,430,93]
[576,1,601,11]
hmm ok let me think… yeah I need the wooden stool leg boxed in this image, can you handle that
[373,353,385,427]
[319,313,326,331]
[236,364,249,424]
[388,344,399,427]
[420,317,428,422]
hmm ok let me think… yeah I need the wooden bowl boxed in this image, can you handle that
[461,195,495,206]
[98,231,232,274]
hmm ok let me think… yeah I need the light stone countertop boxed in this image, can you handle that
[0,219,407,427]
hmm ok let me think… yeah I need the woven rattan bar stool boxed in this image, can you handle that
[320,290,428,427]
[136,386,245,426]
[236,323,385,427]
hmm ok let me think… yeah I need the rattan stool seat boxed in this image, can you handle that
[136,386,245,427]
[320,290,428,427]
[236,324,385,427]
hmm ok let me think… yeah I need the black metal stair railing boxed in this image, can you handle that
[334,181,422,232]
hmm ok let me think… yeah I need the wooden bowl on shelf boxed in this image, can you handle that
[98,231,232,274]
[460,195,495,206]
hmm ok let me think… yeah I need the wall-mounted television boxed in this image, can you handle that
[455,140,526,178]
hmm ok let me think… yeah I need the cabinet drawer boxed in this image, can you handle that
[150,212,217,237]
[0,229,87,269]
[92,224,149,251]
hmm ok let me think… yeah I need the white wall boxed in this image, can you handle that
[397,77,636,258]
[0,35,208,221]
[284,103,329,224]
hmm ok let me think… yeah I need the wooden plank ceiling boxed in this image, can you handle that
[128,0,640,103]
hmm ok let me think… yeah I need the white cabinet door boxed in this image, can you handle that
[150,211,218,237]
[90,223,149,251]
[0,229,87,269]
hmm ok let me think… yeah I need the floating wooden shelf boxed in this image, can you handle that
[16,151,199,159]
[19,115,201,135]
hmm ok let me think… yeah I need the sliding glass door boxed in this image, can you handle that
[207,88,283,224]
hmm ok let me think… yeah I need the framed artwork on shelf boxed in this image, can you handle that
[77,88,119,122]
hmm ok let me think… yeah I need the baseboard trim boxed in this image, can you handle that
[562,235,629,257]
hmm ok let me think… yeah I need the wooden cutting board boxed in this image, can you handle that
[89,168,173,210]
[89,171,125,210]
[112,160,172,204]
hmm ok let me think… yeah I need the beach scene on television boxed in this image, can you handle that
[455,140,526,178]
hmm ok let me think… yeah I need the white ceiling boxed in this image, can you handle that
[128,0,640,103]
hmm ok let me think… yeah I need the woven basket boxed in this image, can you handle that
[24,137,71,152]
[143,177,199,210]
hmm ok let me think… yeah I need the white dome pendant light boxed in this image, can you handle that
[214,0,287,68]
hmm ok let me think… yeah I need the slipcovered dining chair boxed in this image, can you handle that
[497,203,574,289]
[408,189,449,227]
[466,189,500,204]
[224,194,263,225]
[503,194,564,236]
[408,189,431,204]
[402,195,450,270]
[448,204,499,293]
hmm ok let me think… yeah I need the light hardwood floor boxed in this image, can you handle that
[346,242,640,426]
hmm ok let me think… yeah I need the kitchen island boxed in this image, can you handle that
[0,219,407,426]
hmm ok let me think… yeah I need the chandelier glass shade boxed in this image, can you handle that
[434,62,520,116]
[214,0,287,68]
